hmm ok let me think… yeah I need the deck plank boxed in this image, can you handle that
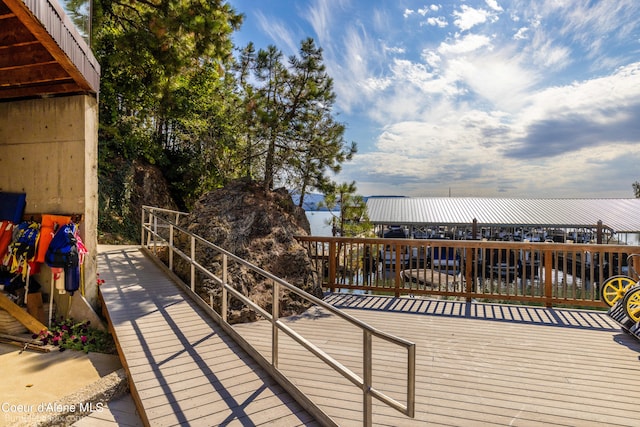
[98,246,318,427]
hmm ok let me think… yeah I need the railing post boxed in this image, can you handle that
[407,343,416,418]
[465,247,474,299]
[222,254,228,323]
[190,235,195,292]
[152,213,158,251]
[597,220,603,244]
[363,330,372,427]
[329,241,337,293]
[272,280,279,368]
[169,223,174,271]
[394,243,401,297]
[140,207,145,246]
[544,247,553,307]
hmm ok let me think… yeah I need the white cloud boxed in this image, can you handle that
[360,77,392,93]
[280,0,640,198]
[438,34,492,55]
[305,0,334,45]
[453,5,492,31]
[485,0,503,12]
[255,11,298,54]
[383,44,406,54]
[533,42,571,69]
[343,61,640,198]
[421,50,441,69]
[424,17,447,28]
[513,27,528,40]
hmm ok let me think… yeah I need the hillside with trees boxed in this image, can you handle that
[63,0,364,242]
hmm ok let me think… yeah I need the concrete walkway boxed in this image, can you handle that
[0,341,141,426]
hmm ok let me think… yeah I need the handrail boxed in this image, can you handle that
[140,205,416,426]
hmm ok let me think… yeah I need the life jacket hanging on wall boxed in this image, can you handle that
[0,220,14,260]
[36,214,72,264]
[45,223,81,295]
[3,220,41,280]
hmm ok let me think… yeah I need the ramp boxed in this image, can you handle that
[98,246,317,426]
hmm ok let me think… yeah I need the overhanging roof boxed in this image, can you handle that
[0,0,99,100]
[366,197,640,234]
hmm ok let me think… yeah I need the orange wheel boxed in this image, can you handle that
[600,275,636,307]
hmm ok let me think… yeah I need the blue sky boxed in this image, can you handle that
[228,0,640,198]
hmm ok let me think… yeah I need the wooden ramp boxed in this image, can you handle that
[97,245,318,427]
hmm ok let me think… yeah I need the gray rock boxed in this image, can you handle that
[175,179,322,324]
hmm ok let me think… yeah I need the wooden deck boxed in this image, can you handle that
[233,294,640,426]
[99,246,640,426]
[97,246,318,427]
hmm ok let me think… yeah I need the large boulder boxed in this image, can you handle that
[100,159,178,243]
[181,179,322,323]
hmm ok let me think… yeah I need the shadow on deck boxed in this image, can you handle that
[98,245,318,426]
[323,293,619,331]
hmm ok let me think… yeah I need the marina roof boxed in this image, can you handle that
[366,197,640,234]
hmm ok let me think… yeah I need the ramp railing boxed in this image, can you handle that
[140,206,416,427]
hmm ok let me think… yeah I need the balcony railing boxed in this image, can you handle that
[140,206,416,426]
[296,236,639,308]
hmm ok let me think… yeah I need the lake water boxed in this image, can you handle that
[305,211,337,236]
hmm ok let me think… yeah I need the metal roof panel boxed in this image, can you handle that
[366,198,640,233]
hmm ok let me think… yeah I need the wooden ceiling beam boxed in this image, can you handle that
[0,16,35,45]
[0,62,70,87]
[0,81,81,100]
[0,43,53,70]
[2,0,95,95]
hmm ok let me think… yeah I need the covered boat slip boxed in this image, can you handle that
[367,197,640,243]
[98,245,640,426]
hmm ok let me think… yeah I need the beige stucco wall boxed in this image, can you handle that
[0,95,99,310]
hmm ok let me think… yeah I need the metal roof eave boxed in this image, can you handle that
[366,198,640,234]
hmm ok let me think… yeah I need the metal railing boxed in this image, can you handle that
[296,236,640,307]
[140,206,416,427]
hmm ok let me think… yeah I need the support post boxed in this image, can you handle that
[328,241,337,293]
[544,247,553,307]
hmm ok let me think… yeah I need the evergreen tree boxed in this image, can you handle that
[322,182,372,237]
[64,0,358,240]
[70,0,243,237]
[240,38,357,204]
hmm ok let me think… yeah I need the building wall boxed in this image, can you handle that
[0,95,99,307]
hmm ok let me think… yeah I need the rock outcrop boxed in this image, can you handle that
[179,179,322,323]
[100,159,178,244]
